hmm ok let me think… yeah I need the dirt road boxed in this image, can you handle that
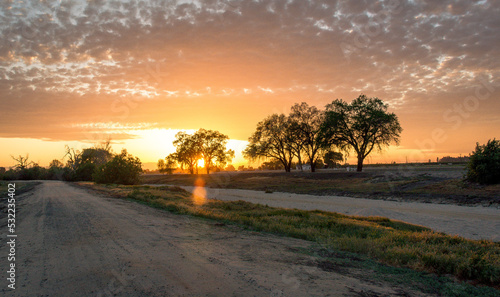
[0,181,430,296]
[167,186,500,242]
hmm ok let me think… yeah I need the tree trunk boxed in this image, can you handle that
[284,159,292,172]
[357,156,364,172]
[280,159,289,172]
[205,159,210,174]
[310,160,316,172]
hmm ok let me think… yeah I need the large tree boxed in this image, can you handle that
[196,128,235,174]
[172,131,201,174]
[243,114,295,172]
[289,102,328,172]
[321,95,402,172]
[171,129,234,174]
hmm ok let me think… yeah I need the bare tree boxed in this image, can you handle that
[11,154,34,170]
[64,145,81,171]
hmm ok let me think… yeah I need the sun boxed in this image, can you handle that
[197,158,205,168]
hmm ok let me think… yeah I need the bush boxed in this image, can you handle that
[93,149,142,185]
[2,165,49,180]
[2,169,19,181]
[74,162,97,181]
[466,139,500,184]
[19,164,48,180]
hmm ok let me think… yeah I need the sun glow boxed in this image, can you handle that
[197,158,205,168]
[192,177,207,206]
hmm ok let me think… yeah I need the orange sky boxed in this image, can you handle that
[1,0,499,170]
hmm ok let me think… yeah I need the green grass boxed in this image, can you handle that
[79,183,500,295]
[305,248,499,297]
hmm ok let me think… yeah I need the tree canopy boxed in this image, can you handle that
[243,113,295,172]
[321,95,402,172]
[157,154,177,174]
[244,95,401,172]
[289,102,329,172]
[169,129,234,174]
[93,149,142,185]
[196,128,235,174]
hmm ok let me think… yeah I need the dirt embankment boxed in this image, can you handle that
[142,167,500,207]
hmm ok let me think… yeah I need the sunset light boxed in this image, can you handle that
[197,158,205,168]
[0,0,498,169]
[1,1,499,295]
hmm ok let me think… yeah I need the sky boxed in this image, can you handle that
[0,0,499,170]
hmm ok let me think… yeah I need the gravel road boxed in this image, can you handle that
[163,185,500,242]
[0,181,431,296]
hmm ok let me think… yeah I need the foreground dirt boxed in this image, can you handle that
[0,181,432,296]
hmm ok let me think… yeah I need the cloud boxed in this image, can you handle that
[0,0,498,152]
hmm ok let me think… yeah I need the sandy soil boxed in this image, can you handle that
[167,185,500,242]
[0,181,432,296]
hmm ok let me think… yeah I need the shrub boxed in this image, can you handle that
[75,162,97,181]
[2,169,19,180]
[3,165,49,180]
[93,149,142,185]
[466,139,500,184]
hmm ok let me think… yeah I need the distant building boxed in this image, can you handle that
[296,164,311,171]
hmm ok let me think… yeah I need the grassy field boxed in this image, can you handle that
[142,166,500,206]
[77,182,500,296]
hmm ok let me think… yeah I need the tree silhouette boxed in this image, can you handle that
[289,102,328,172]
[171,129,234,174]
[244,114,295,172]
[323,151,343,168]
[93,149,142,185]
[321,95,402,172]
[196,128,234,174]
[11,154,33,170]
[158,154,177,174]
[172,131,201,174]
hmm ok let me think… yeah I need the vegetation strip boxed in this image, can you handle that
[78,182,500,293]
[0,182,40,198]
[141,171,500,207]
